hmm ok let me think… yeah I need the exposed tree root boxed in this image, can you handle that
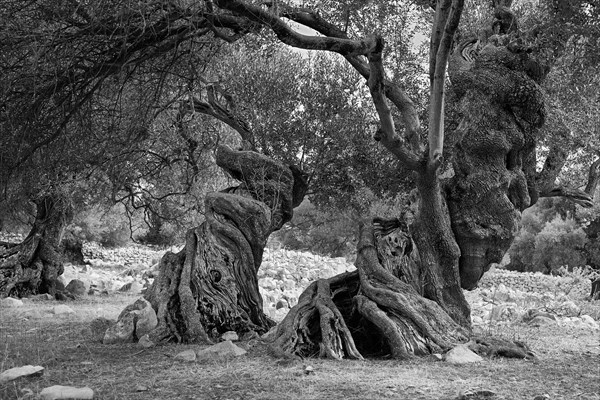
[269,223,470,360]
[272,278,362,360]
[468,336,536,359]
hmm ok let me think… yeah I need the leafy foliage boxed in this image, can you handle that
[507,198,600,273]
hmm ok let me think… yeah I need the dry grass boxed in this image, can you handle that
[1,294,599,400]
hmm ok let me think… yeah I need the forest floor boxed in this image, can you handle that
[1,250,599,400]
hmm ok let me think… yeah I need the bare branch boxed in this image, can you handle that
[367,38,420,169]
[428,0,465,167]
[216,0,379,55]
[218,0,423,163]
[539,186,594,208]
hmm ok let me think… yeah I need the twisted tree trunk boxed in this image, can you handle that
[0,190,73,297]
[267,1,544,360]
[144,145,307,343]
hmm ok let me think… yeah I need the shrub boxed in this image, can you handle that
[507,198,590,273]
[69,204,136,248]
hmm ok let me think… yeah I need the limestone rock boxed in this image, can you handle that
[39,385,94,400]
[103,312,135,344]
[89,317,114,342]
[53,305,75,315]
[138,334,155,348]
[0,297,24,307]
[457,388,496,399]
[522,309,556,323]
[0,365,44,384]
[196,340,247,361]
[275,299,288,310]
[128,298,158,338]
[580,315,599,330]
[528,315,557,327]
[104,298,157,344]
[444,344,483,364]
[65,279,87,297]
[221,331,239,342]
[175,349,197,362]
[118,281,144,294]
[30,293,54,301]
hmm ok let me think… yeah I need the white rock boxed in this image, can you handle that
[138,334,155,348]
[174,349,197,362]
[444,344,483,364]
[0,297,24,307]
[39,385,94,400]
[580,315,599,330]
[196,340,247,360]
[53,305,75,315]
[528,315,557,327]
[221,331,239,341]
[103,312,135,344]
[0,365,44,384]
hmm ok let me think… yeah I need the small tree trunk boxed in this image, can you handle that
[591,278,600,301]
[0,190,73,297]
[61,230,86,265]
[144,145,308,343]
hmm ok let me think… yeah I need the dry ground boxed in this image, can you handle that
[1,294,599,400]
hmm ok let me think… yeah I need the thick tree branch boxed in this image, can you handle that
[216,0,423,166]
[367,39,420,169]
[186,84,254,145]
[216,0,379,55]
[535,125,570,194]
[539,186,594,208]
[585,157,600,196]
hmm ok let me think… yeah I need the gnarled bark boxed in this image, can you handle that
[270,220,470,360]
[0,190,73,297]
[144,145,308,343]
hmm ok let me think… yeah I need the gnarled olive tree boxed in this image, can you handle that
[0,189,73,297]
[211,0,593,359]
[144,145,308,343]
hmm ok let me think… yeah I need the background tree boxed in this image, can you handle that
[0,0,255,296]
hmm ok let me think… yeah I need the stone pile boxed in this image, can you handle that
[82,242,167,267]
[479,267,590,299]
[257,248,355,321]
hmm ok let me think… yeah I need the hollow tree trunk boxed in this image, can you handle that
[144,145,308,344]
[0,190,73,297]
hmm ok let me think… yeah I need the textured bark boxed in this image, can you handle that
[144,145,307,343]
[445,3,550,290]
[270,220,470,359]
[591,278,600,301]
[214,0,544,360]
[0,191,73,297]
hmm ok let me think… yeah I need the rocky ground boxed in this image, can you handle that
[2,238,600,400]
[66,242,599,330]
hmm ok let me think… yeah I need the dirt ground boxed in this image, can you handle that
[1,293,599,400]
